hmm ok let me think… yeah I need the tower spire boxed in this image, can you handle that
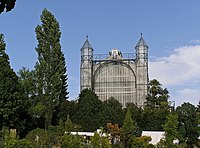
[81,35,93,49]
[135,34,148,49]
[80,36,93,91]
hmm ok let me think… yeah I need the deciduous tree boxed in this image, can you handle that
[34,9,68,130]
[18,67,36,97]
[176,102,198,147]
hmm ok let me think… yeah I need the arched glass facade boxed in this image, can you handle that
[93,61,136,107]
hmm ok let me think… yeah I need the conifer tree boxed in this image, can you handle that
[163,114,179,147]
[0,33,27,131]
[120,109,140,147]
[34,9,68,130]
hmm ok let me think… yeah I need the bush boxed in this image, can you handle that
[146,143,155,148]
[61,134,84,148]
[11,139,32,148]
[25,128,50,147]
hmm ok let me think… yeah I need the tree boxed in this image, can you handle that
[0,0,16,13]
[143,79,170,131]
[25,128,50,147]
[0,34,28,135]
[197,101,200,134]
[126,103,143,130]
[100,97,124,128]
[107,123,120,145]
[61,134,84,148]
[176,102,198,147]
[34,9,68,130]
[18,67,36,98]
[142,107,170,131]
[120,109,140,148]
[163,113,179,148]
[145,79,169,108]
[18,67,41,133]
[64,115,74,133]
[90,132,111,148]
[73,89,103,131]
[52,99,73,126]
[131,136,152,148]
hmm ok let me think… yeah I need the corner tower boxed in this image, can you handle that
[135,34,149,106]
[80,36,93,91]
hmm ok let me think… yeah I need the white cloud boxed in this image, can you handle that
[149,45,200,106]
[149,45,200,86]
[189,39,200,44]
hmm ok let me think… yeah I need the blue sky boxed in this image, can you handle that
[1,1,200,106]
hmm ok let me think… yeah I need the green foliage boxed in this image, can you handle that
[18,67,36,98]
[29,102,45,117]
[146,144,155,148]
[0,0,16,13]
[90,132,111,148]
[111,144,123,148]
[52,99,73,125]
[100,97,124,128]
[131,136,152,148]
[61,134,84,148]
[1,127,14,147]
[65,115,74,133]
[56,115,75,136]
[142,107,170,131]
[197,101,200,134]
[54,116,78,145]
[156,138,166,148]
[0,127,31,148]
[56,120,65,136]
[47,125,60,146]
[121,109,140,147]
[74,89,104,131]
[4,139,32,148]
[0,34,28,136]
[176,102,198,147]
[146,79,169,108]
[34,9,68,130]
[25,128,50,147]
[126,103,143,130]
[18,67,45,135]
[196,140,200,148]
[163,114,179,148]
[142,79,170,131]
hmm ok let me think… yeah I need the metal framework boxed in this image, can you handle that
[92,52,137,107]
[80,36,149,107]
